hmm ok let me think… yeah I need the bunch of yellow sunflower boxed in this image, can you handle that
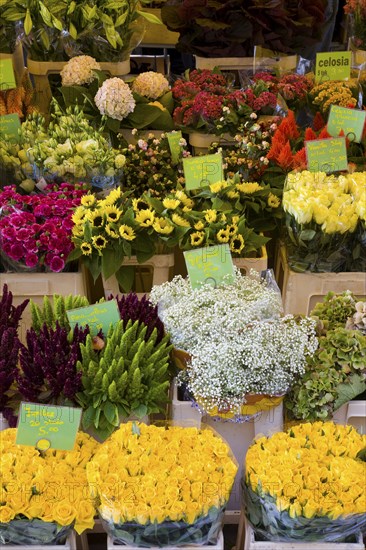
[0,429,99,543]
[87,422,237,546]
[244,422,366,542]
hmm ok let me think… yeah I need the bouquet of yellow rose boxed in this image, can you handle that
[86,422,238,547]
[282,171,365,272]
[243,422,366,543]
[0,430,99,544]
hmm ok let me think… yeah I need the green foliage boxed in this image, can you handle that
[30,294,90,333]
[76,319,173,441]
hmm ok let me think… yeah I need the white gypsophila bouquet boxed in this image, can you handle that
[60,56,101,86]
[149,269,283,351]
[94,78,136,121]
[131,71,170,100]
[179,315,318,414]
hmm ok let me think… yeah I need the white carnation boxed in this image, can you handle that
[94,78,136,121]
[132,71,170,99]
[61,55,101,86]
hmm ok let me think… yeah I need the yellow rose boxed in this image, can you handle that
[53,499,76,526]
[74,500,96,534]
[0,505,16,523]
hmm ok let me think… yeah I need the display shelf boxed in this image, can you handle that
[3,532,76,550]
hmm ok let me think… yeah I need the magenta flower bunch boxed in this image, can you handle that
[0,184,86,272]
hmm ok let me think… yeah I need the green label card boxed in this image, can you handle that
[16,402,82,451]
[167,130,183,164]
[305,137,348,173]
[315,51,351,83]
[0,58,16,90]
[183,153,223,190]
[327,105,366,143]
[66,299,120,336]
[184,244,235,289]
[0,114,21,142]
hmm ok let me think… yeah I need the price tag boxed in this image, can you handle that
[327,105,366,143]
[0,114,21,142]
[67,299,120,336]
[184,244,235,289]
[0,59,16,90]
[183,153,223,190]
[305,137,348,173]
[16,403,82,451]
[166,130,183,164]
[315,51,351,83]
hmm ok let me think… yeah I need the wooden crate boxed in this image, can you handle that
[332,400,366,434]
[233,247,268,276]
[4,532,76,550]
[141,8,179,48]
[194,57,255,71]
[243,518,364,550]
[275,244,366,315]
[106,530,224,550]
[101,253,175,299]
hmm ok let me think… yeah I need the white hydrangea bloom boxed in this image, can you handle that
[94,78,136,121]
[132,71,170,99]
[60,56,101,86]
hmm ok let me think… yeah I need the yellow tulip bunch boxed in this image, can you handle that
[246,422,366,521]
[87,423,237,528]
[0,429,99,534]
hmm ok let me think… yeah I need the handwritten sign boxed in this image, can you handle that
[167,130,183,164]
[0,59,16,90]
[184,244,235,289]
[183,153,223,191]
[305,137,348,173]
[66,299,120,336]
[327,105,366,143]
[0,114,21,142]
[315,51,351,83]
[16,402,82,451]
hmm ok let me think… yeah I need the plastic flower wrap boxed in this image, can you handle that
[60,56,101,86]
[94,78,136,121]
[86,422,238,546]
[0,429,99,542]
[132,72,170,100]
[243,422,366,542]
[282,171,365,272]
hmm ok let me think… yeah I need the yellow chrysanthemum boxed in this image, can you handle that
[172,213,190,227]
[216,229,230,243]
[119,225,136,241]
[175,190,188,202]
[267,193,280,208]
[204,209,217,223]
[194,220,205,230]
[209,180,228,193]
[190,231,205,247]
[80,242,93,256]
[92,235,108,250]
[163,198,180,210]
[236,182,262,194]
[230,234,245,254]
[105,224,119,239]
[135,209,155,227]
[104,205,122,223]
[153,217,174,234]
[81,194,96,207]
[226,190,240,199]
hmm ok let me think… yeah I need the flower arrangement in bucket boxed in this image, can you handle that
[86,422,238,546]
[243,422,366,543]
[0,429,99,540]
[344,0,366,50]
[150,270,318,421]
[0,184,85,272]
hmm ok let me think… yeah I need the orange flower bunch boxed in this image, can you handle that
[0,70,36,119]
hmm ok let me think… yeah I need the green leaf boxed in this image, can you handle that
[125,104,164,129]
[24,9,33,35]
[333,374,366,410]
[115,265,135,292]
[115,11,128,27]
[102,247,122,280]
[299,229,316,241]
[356,447,366,462]
[132,403,148,418]
[135,249,154,263]
[103,401,119,425]
[137,10,162,24]
[65,248,82,263]
[158,91,174,112]
[81,405,95,430]
[69,21,78,39]
[131,421,141,435]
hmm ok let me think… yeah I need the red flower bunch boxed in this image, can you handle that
[0,183,85,272]
[252,72,313,111]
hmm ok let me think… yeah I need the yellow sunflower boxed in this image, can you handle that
[216,229,230,243]
[172,213,190,227]
[86,209,104,228]
[135,209,155,227]
[72,207,87,226]
[92,235,108,250]
[204,209,217,223]
[209,181,228,193]
[268,193,280,208]
[227,224,238,237]
[190,231,205,247]
[153,217,174,234]
[104,205,122,223]
[163,198,180,210]
[80,242,93,256]
[194,220,205,230]
[132,198,149,211]
[105,224,119,239]
[230,234,245,254]
[236,182,262,194]
[119,225,136,241]
[104,187,122,205]
[81,194,96,207]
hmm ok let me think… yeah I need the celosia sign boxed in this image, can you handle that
[305,137,348,173]
[16,402,82,451]
[315,51,351,83]
[166,130,183,164]
[327,105,366,143]
[66,299,120,336]
[0,59,16,90]
[184,244,235,289]
[0,113,21,142]
[183,153,223,190]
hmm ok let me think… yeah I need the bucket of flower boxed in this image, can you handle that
[0,429,99,548]
[149,269,319,514]
[86,421,238,548]
[242,421,366,548]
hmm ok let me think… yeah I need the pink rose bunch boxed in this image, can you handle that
[0,184,85,272]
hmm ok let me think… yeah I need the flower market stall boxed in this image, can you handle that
[1,8,366,550]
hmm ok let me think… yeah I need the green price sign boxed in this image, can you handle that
[66,299,120,336]
[184,244,235,289]
[315,51,351,83]
[16,402,82,451]
[166,130,183,164]
[183,153,223,190]
[0,59,16,90]
[0,114,21,142]
[305,137,348,173]
[327,105,366,143]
